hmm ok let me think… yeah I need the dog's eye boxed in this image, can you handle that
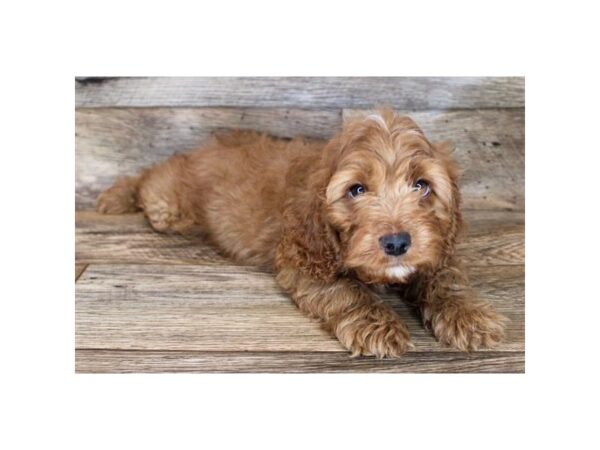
[348,184,366,198]
[413,179,431,198]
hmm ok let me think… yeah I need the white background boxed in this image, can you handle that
[1,0,599,449]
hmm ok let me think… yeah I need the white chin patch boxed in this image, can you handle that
[386,265,415,280]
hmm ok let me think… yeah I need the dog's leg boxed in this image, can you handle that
[96,175,141,214]
[97,154,196,234]
[409,259,507,351]
[276,268,413,358]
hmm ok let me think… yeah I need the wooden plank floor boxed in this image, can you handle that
[75,77,524,373]
[75,210,524,373]
[76,77,524,109]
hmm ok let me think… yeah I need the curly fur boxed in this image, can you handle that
[97,108,507,358]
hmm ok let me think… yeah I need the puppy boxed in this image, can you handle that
[97,109,507,357]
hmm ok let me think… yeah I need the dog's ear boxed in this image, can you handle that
[275,162,341,282]
[444,180,463,256]
[432,140,455,156]
[433,141,463,261]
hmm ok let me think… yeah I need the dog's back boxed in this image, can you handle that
[97,130,326,268]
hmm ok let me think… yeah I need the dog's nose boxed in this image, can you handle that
[379,232,411,256]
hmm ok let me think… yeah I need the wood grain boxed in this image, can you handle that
[75,210,524,267]
[344,109,525,210]
[75,263,523,353]
[75,77,524,109]
[75,108,524,210]
[75,264,87,281]
[75,211,228,266]
[75,350,524,373]
[74,78,525,373]
[75,108,337,209]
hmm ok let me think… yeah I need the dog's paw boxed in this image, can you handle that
[96,179,139,214]
[430,300,507,351]
[335,306,414,358]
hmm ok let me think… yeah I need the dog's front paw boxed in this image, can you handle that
[335,305,414,358]
[430,300,507,351]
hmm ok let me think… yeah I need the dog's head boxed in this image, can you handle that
[277,109,461,285]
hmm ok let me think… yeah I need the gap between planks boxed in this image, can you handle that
[75,263,88,281]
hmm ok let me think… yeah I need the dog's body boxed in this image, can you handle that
[97,109,506,357]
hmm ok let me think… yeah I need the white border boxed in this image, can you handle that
[3,0,600,448]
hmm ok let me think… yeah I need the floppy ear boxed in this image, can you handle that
[275,159,341,282]
[444,179,463,258]
[432,140,455,156]
[432,140,463,260]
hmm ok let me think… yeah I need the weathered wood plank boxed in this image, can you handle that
[75,263,87,281]
[75,350,524,373]
[75,108,524,210]
[76,264,523,353]
[344,109,525,210]
[75,77,524,109]
[75,211,228,266]
[75,210,524,267]
[75,108,337,209]
[461,211,524,267]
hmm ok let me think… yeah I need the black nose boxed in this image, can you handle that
[379,232,411,256]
